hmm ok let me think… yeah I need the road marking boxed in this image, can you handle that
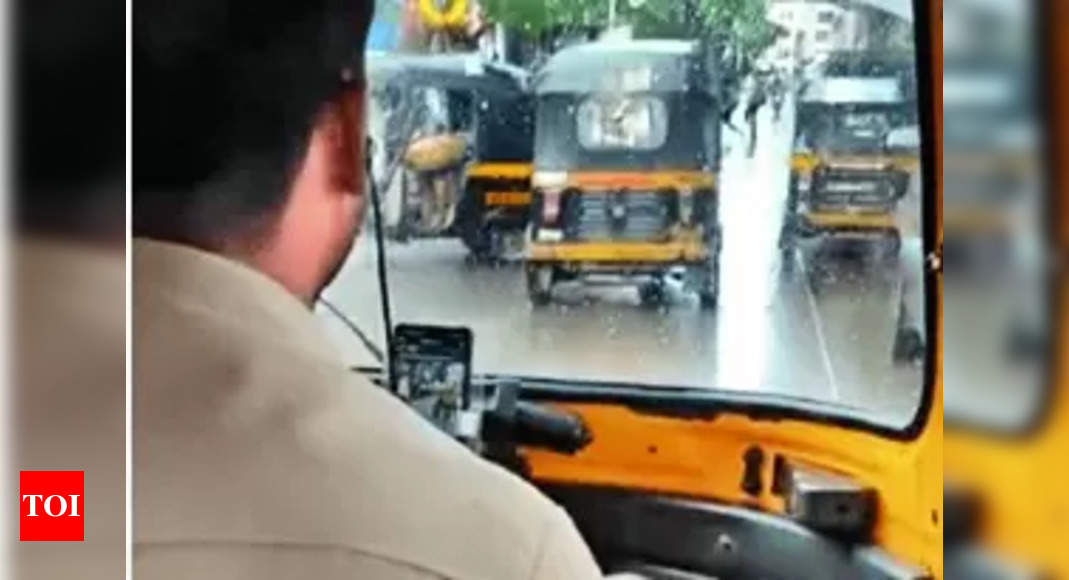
[796,252,841,401]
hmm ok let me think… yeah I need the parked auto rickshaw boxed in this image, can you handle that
[366,53,534,259]
[525,40,722,308]
[780,76,919,270]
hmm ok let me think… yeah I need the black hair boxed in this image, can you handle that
[133,0,374,248]
[15,0,125,235]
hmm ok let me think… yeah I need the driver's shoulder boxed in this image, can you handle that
[287,370,569,577]
[137,357,567,579]
[324,368,561,519]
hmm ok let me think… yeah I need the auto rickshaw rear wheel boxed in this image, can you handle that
[526,264,555,307]
[638,278,668,306]
[882,229,902,262]
[780,244,796,277]
[778,174,799,277]
[456,185,493,260]
[696,254,720,310]
[892,325,925,364]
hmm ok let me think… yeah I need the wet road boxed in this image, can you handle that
[319,102,926,428]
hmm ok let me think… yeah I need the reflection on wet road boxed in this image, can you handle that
[320,104,925,427]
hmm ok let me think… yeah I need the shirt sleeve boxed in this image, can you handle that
[529,507,603,580]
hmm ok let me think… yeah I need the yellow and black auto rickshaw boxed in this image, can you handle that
[367,53,534,259]
[457,89,535,260]
[780,76,920,269]
[524,40,722,308]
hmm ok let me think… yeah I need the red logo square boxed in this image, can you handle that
[20,471,84,541]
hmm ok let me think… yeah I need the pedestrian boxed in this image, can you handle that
[744,77,768,157]
[132,1,601,579]
[770,72,786,122]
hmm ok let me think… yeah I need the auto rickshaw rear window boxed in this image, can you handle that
[576,96,669,151]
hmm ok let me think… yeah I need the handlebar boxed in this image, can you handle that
[480,385,592,455]
[512,402,592,455]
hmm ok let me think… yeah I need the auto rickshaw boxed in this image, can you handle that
[525,40,722,308]
[780,75,920,269]
[456,90,536,260]
[366,53,534,259]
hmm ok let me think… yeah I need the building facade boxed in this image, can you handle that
[765,0,871,71]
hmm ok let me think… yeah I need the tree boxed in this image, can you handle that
[481,0,777,64]
[624,0,776,56]
[480,0,607,38]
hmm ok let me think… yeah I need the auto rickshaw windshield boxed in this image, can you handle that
[321,0,932,432]
[797,104,907,155]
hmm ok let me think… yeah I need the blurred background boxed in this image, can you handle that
[11,0,125,578]
[943,0,1046,431]
[943,1,1069,579]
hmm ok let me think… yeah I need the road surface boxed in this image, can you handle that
[319,98,927,428]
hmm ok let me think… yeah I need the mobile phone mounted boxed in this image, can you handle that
[389,324,473,411]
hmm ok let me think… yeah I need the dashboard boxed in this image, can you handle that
[358,361,931,580]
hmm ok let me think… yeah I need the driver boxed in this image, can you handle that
[132,1,601,578]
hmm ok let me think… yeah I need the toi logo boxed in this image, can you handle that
[20,471,84,541]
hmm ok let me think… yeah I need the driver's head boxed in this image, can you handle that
[134,0,374,303]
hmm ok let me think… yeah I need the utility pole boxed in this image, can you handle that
[608,0,618,30]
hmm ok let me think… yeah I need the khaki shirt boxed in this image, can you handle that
[14,239,126,580]
[133,239,601,580]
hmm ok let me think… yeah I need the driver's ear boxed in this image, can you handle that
[316,88,365,198]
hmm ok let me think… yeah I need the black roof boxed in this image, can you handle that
[366,52,529,96]
[821,50,915,77]
[534,40,708,95]
[800,77,906,105]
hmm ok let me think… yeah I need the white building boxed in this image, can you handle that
[765,0,871,71]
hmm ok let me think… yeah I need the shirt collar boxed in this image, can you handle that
[133,238,340,360]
